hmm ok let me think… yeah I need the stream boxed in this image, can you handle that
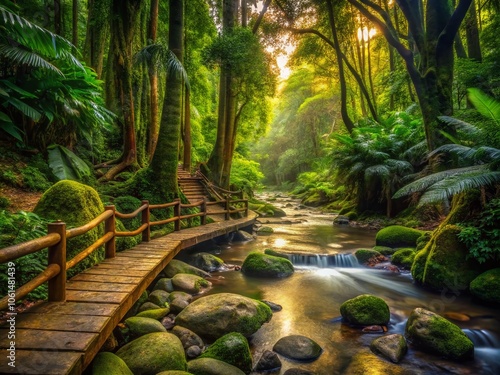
[177,192,500,375]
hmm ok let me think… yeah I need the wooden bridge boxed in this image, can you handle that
[0,176,256,374]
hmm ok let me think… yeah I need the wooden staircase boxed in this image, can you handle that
[177,166,208,202]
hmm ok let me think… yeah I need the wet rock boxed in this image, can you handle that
[354,249,383,264]
[116,332,187,374]
[362,325,384,333]
[172,273,211,294]
[148,289,170,307]
[189,252,225,272]
[92,352,133,375]
[175,293,272,340]
[391,248,416,269]
[333,215,349,225]
[340,294,390,326]
[187,358,245,375]
[254,350,281,372]
[135,307,170,320]
[272,335,322,361]
[261,300,283,312]
[185,345,202,359]
[470,268,500,304]
[163,259,210,278]
[171,326,204,351]
[161,314,176,330]
[199,332,252,374]
[232,230,254,242]
[241,251,294,278]
[405,308,474,361]
[370,334,408,363]
[153,278,174,293]
[124,317,166,338]
[256,226,274,235]
[168,291,193,314]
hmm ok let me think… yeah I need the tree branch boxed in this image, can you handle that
[252,0,272,34]
[395,0,425,53]
[437,0,473,49]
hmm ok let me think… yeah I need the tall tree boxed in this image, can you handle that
[147,0,160,160]
[84,0,111,78]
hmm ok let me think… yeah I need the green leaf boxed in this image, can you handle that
[467,88,500,124]
[47,144,91,181]
[0,119,23,141]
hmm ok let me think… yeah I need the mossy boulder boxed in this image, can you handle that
[168,291,193,314]
[272,335,322,361]
[411,225,482,291]
[370,334,407,363]
[375,225,425,248]
[256,226,274,235]
[199,333,252,374]
[405,308,474,361]
[373,246,396,255]
[116,332,187,374]
[163,259,210,278]
[249,202,286,217]
[148,289,170,307]
[135,307,170,320]
[172,273,211,294]
[264,248,289,259]
[138,302,161,312]
[92,352,133,375]
[241,252,294,278]
[124,316,166,338]
[34,180,104,276]
[470,268,500,304]
[175,293,272,340]
[189,252,225,272]
[391,248,416,269]
[340,294,390,326]
[354,249,382,264]
[187,358,245,375]
[153,278,174,293]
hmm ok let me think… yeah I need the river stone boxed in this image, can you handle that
[241,252,294,278]
[148,289,170,307]
[189,252,225,272]
[340,294,390,326]
[153,278,175,293]
[169,291,193,314]
[125,316,166,337]
[92,352,133,375]
[135,307,170,320]
[116,332,187,374]
[187,358,245,375]
[262,300,283,312]
[186,345,202,359]
[175,293,272,340]
[405,308,474,360]
[163,259,210,278]
[370,334,408,363]
[172,326,204,350]
[138,302,161,312]
[124,291,148,319]
[172,273,212,294]
[232,230,254,242]
[199,332,252,374]
[256,226,274,235]
[254,350,281,372]
[272,335,322,361]
[344,352,409,375]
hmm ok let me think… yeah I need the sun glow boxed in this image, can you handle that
[357,27,377,42]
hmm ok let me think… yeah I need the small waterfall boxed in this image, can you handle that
[464,329,500,348]
[288,253,359,268]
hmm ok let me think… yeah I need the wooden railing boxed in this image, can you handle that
[0,196,248,311]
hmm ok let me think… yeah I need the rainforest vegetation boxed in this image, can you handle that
[1,0,500,298]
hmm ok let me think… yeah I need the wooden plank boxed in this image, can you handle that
[66,280,136,293]
[0,350,82,374]
[26,302,118,317]
[80,267,150,277]
[14,313,109,333]
[116,252,165,259]
[93,262,153,270]
[99,258,159,266]
[66,290,129,304]
[0,329,97,351]
[69,274,141,284]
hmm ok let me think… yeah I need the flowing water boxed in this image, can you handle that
[178,193,500,375]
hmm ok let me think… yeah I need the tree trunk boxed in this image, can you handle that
[54,0,62,35]
[72,0,78,47]
[149,0,184,199]
[84,0,111,78]
[465,0,482,61]
[147,0,160,161]
[183,89,191,171]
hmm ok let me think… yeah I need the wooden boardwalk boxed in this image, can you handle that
[0,213,256,375]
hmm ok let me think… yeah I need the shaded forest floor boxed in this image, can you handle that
[0,185,41,212]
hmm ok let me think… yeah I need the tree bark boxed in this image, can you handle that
[465,0,482,62]
[84,0,111,78]
[54,0,62,35]
[147,0,160,161]
[72,0,78,47]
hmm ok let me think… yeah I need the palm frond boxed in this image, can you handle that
[467,88,500,124]
[438,115,480,135]
[0,44,63,75]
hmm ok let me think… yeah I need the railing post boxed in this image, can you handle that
[201,197,207,226]
[141,200,150,242]
[174,198,181,231]
[48,221,66,302]
[105,205,116,258]
[225,194,230,221]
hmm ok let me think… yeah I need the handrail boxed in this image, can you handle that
[0,178,248,310]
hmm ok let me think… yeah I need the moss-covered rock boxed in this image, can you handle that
[189,252,225,272]
[135,307,170,320]
[187,358,245,375]
[354,249,381,264]
[405,308,474,361]
[372,246,396,255]
[241,252,294,278]
[116,332,187,374]
[199,333,252,374]
[34,180,105,276]
[340,294,390,326]
[175,293,272,340]
[256,226,274,235]
[391,248,416,269]
[272,335,322,361]
[375,225,425,248]
[148,289,170,307]
[249,201,286,217]
[138,302,161,313]
[92,352,133,375]
[124,317,166,337]
[124,291,148,319]
[263,248,289,259]
[163,259,210,278]
[470,268,500,304]
[411,225,482,291]
[153,278,174,293]
[172,273,211,294]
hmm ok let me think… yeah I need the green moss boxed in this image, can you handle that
[92,352,133,375]
[263,248,289,259]
[391,248,416,269]
[199,333,252,374]
[373,246,396,255]
[241,252,294,278]
[124,317,166,338]
[21,166,52,191]
[135,307,170,320]
[376,225,425,248]
[248,200,285,217]
[238,302,273,337]
[340,294,390,325]
[34,180,105,277]
[470,268,500,304]
[355,249,381,263]
[416,232,431,251]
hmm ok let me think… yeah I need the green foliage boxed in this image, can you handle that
[458,198,500,264]
[391,248,416,269]
[0,210,50,300]
[230,156,264,195]
[470,268,500,304]
[355,249,381,263]
[21,166,51,191]
[47,144,92,182]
